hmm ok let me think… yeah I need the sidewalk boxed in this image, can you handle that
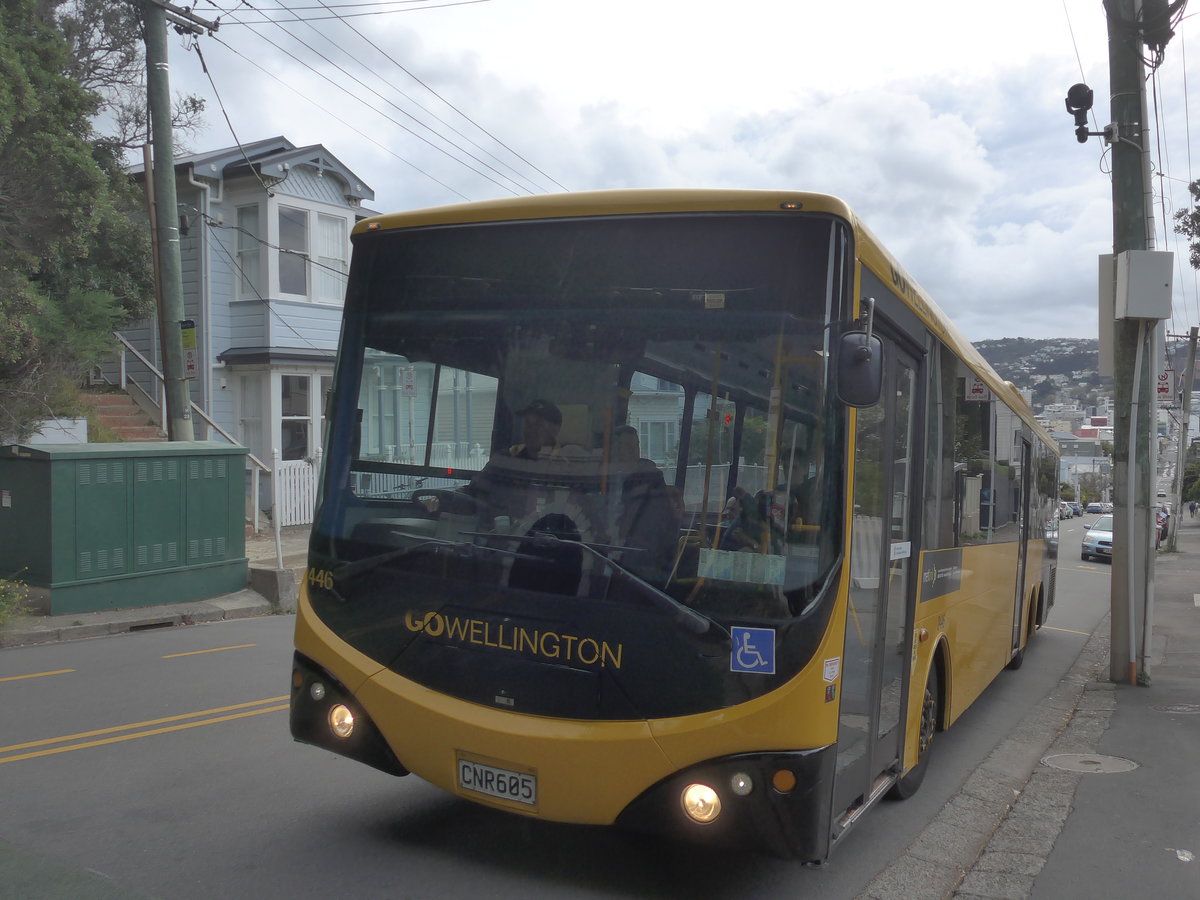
[1024,515,1200,898]
[862,512,1200,899]
[0,527,311,648]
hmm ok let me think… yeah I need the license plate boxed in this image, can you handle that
[456,753,537,806]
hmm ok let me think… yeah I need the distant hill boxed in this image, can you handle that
[974,337,1100,384]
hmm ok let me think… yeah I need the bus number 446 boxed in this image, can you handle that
[307,568,334,591]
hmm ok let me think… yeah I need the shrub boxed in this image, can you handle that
[0,576,31,629]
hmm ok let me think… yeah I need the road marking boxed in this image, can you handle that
[163,643,257,659]
[1043,625,1091,636]
[0,705,289,765]
[0,695,289,764]
[0,669,75,683]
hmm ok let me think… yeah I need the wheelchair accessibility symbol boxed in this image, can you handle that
[730,627,776,675]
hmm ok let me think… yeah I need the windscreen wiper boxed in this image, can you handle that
[331,530,518,582]
[477,530,713,635]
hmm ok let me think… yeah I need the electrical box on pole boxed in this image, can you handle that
[1115,250,1174,320]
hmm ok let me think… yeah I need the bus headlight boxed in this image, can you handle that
[329,704,355,739]
[681,783,721,823]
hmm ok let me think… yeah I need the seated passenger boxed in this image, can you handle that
[775,444,818,538]
[499,398,564,461]
[421,398,567,520]
[611,425,676,579]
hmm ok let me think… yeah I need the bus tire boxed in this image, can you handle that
[1006,643,1025,670]
[887,664,938,801]
[1007,589,1039,671]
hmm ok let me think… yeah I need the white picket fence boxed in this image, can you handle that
[276,459,319,527]
[272,444,487,527]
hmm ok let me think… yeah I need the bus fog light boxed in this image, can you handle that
[681,783,721,823]
[329,704,355,738]
[310,682,326,701]
[730,772,753,796]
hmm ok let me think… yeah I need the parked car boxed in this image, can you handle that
[1085,502,1104,514]
[1058,501,1074,519]
[1070,502,1083,517]
[1082,514,1114,562]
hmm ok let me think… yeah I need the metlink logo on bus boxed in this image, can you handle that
[404,610,624,670]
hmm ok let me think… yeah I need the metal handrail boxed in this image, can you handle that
[111,332,270,473]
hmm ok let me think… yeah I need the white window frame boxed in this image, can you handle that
[267,199,350,305]
[236,203,263,300]
[280,373,313,461]
[277,205,310,301]
[315,213,349,303]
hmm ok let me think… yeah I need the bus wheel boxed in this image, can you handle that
[1007,591,1038,671]
[887,665,938,801]
[1006,643,1025,670]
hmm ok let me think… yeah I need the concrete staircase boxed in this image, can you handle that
[80,391,166,441]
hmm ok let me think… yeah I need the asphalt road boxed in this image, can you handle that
[0,532,1107,900]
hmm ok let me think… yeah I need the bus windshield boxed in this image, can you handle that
[316,213,847,628]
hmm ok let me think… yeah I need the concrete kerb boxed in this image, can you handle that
[857,614,1114,900]
[0,588,277,649]
[248,565,299,612]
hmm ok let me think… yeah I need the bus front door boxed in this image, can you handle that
[831,347,919,833]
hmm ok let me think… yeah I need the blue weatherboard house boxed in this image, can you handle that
[117,137,375,524]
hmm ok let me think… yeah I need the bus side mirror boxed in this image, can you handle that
[836,331,883,407]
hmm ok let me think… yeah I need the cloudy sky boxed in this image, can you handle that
[161,0,1200,341]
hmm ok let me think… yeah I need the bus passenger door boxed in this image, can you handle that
[831,346,919,827]
[1010,438,1032,656]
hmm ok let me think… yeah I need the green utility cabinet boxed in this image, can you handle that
[0,442,248,615]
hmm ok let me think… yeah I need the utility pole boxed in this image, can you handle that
[1168,327,1198,549]
[1104,0,1169,686]
[141,0,218,439]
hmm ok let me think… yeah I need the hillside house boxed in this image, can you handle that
[116,137,375,524]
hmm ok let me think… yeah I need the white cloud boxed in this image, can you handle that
[157,0,1200,340]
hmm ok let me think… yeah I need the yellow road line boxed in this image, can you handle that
[0,704,289,764]
[0,669,75,683]
[1043,625,1091,636]
[163,644,257,659]
[0,695,289,755]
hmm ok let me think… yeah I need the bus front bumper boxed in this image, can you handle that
[291,651,409,777]
[615,746,836,862]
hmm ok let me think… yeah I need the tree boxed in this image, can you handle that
[1175,181,1200,269]
[53,0,205,152]
[0,0,153,442]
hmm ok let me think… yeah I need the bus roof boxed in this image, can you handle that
[354,188,857,234]
[355,188,1056,453]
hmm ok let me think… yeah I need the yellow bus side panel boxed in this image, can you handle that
[908,542,1032,743]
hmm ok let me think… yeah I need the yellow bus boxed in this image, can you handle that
[289,189,1059,862]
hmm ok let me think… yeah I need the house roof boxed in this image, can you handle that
[131,136,374,202]
[217,346,336,366]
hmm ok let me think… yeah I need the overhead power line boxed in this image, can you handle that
[216,0,493,24]
[309,0,568,192]
[206,33,473,200]
[200,0,566,198]
[252,1,546,194]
